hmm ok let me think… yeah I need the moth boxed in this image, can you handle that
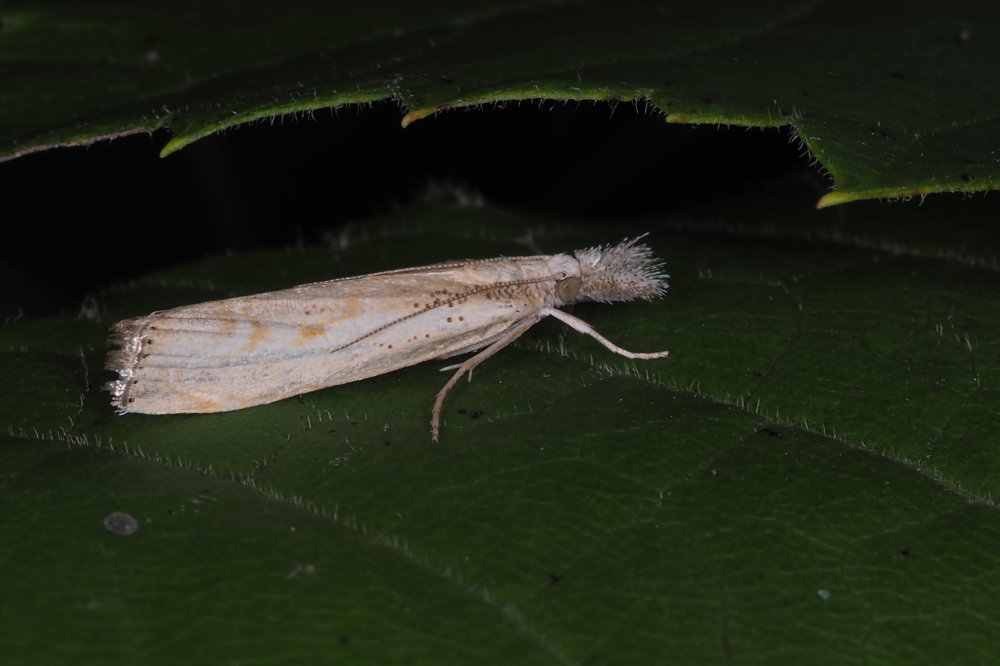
[106,238,669,441]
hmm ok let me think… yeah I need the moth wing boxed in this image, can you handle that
[106,260,557,413]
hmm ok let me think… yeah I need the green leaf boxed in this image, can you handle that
[2,1,998,204]
[3,200,999,663]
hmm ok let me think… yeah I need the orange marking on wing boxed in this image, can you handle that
[299,324,326,341]
[245,319,271,352]
[167,389,227,413]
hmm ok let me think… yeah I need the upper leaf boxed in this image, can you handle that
[1,0,997,205]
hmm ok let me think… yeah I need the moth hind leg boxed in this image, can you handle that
[431,316,539,443]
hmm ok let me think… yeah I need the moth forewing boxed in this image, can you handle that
[107,254,578,413]
[105,240,669,441]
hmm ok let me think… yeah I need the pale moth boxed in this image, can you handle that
[105,238,669,441]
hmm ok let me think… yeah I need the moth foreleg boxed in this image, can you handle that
[542,308,669,360]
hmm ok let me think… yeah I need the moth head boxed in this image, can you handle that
[573,237,668,304]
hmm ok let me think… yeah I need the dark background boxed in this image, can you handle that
[1,102,818,319]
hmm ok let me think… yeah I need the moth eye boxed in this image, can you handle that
[556,276,581,303]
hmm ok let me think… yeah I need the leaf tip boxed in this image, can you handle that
[401,105,451,128]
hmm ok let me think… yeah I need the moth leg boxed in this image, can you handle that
[431,315,539,443]
[437,324,531,367]
[542,308,670,360]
